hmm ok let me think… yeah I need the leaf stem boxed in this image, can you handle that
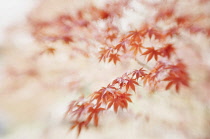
[134,58,152,70]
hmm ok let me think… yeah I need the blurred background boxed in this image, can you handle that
[0,0,210,139]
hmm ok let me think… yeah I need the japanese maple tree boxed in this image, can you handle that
[28,0,210,137]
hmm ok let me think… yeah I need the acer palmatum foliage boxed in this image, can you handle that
[28,0,210,136]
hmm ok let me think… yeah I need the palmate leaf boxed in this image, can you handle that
[70,121,88,136]
[125,79,139,92]
[125,30,142,43]
[164,75,189,92]
[147,28,164,40]
[143,73,158,88]
[132,68,147,80]
[159,44,175,59]
[90,85,116,104]
[107,91,132,112]
[91,91,114,104]
[99,47,113,62]
[112,77,127,89]
[129,42,143,55]
[65,96,89,119]
[164,62,189,92]
[87,104,105,126]
[108,53,120,64]
[71,102,92,119]
[142,47,160,62]
[115,41,127,52]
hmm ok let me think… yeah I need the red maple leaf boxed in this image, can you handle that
[115,41,127,52]
[147,28,164,40]
[125,78,139,92]
[112,77,127,89]
[107,91,132,112]
[159,44,175,59]
[163,60,189,92]
[87,104,105,126]
[132,68,147,80]
[142,47,160,61]
[71,102,92,119]
[143,62,166,87]
[70,120,89,136]
[90,85,116,104]
[164,74,189,92]
[125,30,142,43]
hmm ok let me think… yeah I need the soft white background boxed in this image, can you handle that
[0,0,37,42]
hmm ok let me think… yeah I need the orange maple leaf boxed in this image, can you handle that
[44,47,56,55]
[115,41,127,52]
[99,47,113,62]
[129,42,143,55]
[108,53,120,64]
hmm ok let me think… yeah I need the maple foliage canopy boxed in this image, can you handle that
[28,0,210,136]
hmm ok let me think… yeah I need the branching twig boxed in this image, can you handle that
[134,58,152,70]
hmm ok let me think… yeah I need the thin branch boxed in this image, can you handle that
[134,58,152,70]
